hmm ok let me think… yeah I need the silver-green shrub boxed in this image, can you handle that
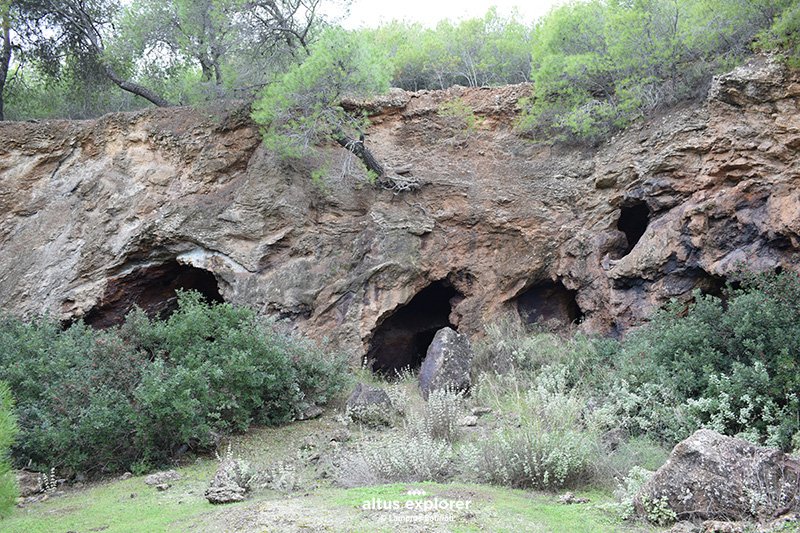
[407,388,465,443]
[335,434,455,488]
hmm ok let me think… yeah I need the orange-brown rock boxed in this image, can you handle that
[1,55,798,370]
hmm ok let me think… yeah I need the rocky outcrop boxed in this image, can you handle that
[635,429,800,523]
[205,458,251,504]
[1,55,799,366]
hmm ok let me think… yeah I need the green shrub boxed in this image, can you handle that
[0,381,18,519]
[606,264,800,449]
[756,1,800,67]
[518,0,793,144]
[0,291,349,476]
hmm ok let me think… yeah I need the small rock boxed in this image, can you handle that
[15,470,43,497]
[460,415,479,427]
[298,405,324,420]
[145,470,181,486]
[701,520,751,533]
[557,492,590,505]
[155,484,171,491]
[601,427,628,451]
[118,472,133,481]
[345,383,394,426]
[663,521,699,533]
[329,428,351,443]
[205,485,247,505]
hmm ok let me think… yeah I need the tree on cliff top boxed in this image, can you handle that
[24,0,173,107]
[111,0,327,105]
[251,27,394,188]
[1,0,333,119]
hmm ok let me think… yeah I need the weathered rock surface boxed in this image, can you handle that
[205,458,251,504]
[15,470,43,497]
[144,469,181,487]
[634,429,800,523]
[1,55,800,366]
[344,383,394,425]
[418,327,473,400]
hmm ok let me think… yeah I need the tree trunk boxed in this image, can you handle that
[102,64,174,108]
[66,3,174,109]
[0,7,11,121]
[331,127,385,178]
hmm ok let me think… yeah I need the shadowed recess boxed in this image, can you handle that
[366,280,461,376]
[83,260,223,328]
[617,201,650,256]
[516,280,583,326]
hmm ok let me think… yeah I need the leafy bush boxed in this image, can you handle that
[606,264,800,449]
[756,1,800,67]
[0,381,18,519]
[517,0,793,144]
[360,8,533,91]
[251,27,392,187]
[0,291,349,476]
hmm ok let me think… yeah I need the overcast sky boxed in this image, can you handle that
[338,0,564,29]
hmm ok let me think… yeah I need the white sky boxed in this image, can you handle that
[338,0,564,29]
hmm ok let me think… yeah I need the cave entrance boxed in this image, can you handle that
[367,281,461,377]
[617,201,650,256]
[516,280,583,327]
[84,260,223,328]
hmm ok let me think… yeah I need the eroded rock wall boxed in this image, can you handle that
[1,55,798,365]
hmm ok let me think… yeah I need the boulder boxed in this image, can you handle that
[344,383,394,426]
[204,458,251,504]
[418,327,472,400]
[144,469,181,487]
[16,470,43,497]
[634,429,800,524]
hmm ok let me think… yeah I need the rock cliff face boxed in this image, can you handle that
[1,55,798,371]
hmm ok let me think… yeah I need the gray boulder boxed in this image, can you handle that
[144,469,181,487]
[418,327,472,400]
[204,458,251,504]
[635,429,800,524]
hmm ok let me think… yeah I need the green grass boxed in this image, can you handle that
[4,460,222,532]
[3,471,657,533]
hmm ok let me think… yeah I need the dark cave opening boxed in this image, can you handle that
[617,201,650,256]
[516,280,583,326]
[366,281,461,376]
[83,260,223,328]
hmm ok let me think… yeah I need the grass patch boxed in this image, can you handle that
[6,461,220,533]
[5,477,652,533]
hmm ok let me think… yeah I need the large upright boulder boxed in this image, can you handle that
[418,327,473,400]
[634,429,800,524]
